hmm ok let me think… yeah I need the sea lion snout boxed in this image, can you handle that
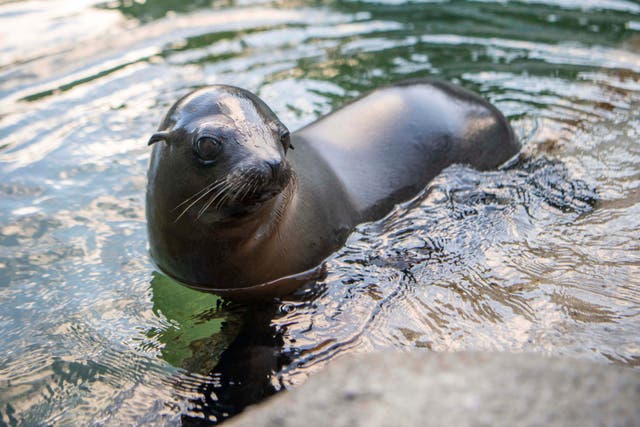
[265,158,283,180]
[230,157,291,203]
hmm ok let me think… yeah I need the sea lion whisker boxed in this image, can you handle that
[213,191,233,212]
[174,188,219,222]
[238,175,257,200]
[227,173,254,202]
[196,192,225,221]
[230,178,248,202]
[172,178,225,212]
[241,175,259,200]
[174,179,227,222]
[196,181,234,220]
[172,181,219,211]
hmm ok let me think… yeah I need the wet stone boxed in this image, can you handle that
[225,351,640,427]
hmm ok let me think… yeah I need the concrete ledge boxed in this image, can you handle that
[225,352,640,427]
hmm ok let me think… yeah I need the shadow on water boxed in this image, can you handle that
[180,305,288,426]
[150,273,291,424]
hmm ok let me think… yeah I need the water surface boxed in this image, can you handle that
[1,0,639,425]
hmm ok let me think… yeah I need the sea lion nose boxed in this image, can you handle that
[265,158,282,179]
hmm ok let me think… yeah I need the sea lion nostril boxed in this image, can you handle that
[265,159,281,179]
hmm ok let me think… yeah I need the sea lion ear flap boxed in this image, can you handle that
[148,131,171,146]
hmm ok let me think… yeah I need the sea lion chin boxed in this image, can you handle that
[146,79,521,298]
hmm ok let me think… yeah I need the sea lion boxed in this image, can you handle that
[146,79,520,298]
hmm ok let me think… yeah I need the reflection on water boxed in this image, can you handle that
[1,0,640,424]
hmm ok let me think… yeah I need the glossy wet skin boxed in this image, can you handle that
[147,86,292,223]
[146,80,520,294]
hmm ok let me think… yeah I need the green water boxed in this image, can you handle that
[1,0,639,424]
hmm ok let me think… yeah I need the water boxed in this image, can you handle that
[1,0,639,424]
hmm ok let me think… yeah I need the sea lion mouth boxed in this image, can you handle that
[225,186,284,217]
[225,162,291,214]
[239,187,281,204]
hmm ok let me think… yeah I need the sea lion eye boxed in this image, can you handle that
[195,136,222,165]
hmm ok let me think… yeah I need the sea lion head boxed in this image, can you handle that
[147,85,292,225]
